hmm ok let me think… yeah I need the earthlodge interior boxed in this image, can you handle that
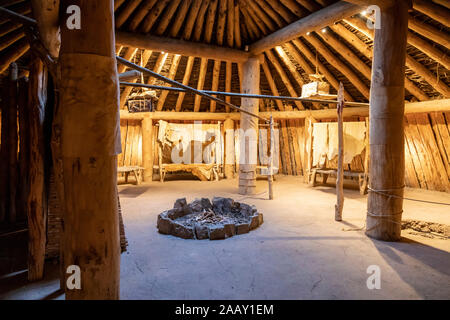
[0,0,449,301]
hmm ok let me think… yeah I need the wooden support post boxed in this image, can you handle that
[26,57,48,281]
[238,56,260,195]
[0,73,8,223]
[17,77,29,222]
[335,83,344,221]
[268,116,274,200]
[7,63,18,224]
[215,121,221,181]
[60,0,120,299]
[360,117,370,195]
[142,117,153,182]
[224,118,235,178]
[304,116,316,183]
[366,0,409,241]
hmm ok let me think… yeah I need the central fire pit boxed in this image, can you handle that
[157,197,264,240]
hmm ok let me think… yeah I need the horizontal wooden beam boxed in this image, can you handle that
[249,1,361,55]
[118,70,141,81]
[116,31,250,63]
[120,98,450,121]
[342,0,394,8]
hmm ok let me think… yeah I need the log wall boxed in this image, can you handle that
[118,112,450,193]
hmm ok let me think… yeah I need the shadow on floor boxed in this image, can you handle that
[371,236,450,298]
[118,186,152,198]
[315,185,365,200]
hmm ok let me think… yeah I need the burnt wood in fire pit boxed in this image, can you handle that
[157,197,264,240]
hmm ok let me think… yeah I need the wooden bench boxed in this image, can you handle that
[118,166,145,185]
[307,168,369,195]
[156,163,218,182]
[256,165,277,181]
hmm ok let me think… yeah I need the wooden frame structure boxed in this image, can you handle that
[305,116,370,195]
[0,0,449,301]
[155,120,222,183]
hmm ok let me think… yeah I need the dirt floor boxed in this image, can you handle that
[1,175,449,299]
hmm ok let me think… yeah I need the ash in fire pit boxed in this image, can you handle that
[157,197,264,240]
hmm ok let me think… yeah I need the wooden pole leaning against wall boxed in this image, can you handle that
[7,63,18,224]
[223,118,235,178]
[141,117,154,182]
[268,116,274,200]
[0,72,8,223]
[335,83,344,221]
[238,56,260,195]
[59,0,120,299]
[0,63,18,224]
[30,0,65,290]
[366,0,410,241]
[17,76,30,223]
[27,56,48,281]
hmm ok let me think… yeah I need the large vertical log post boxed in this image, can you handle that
[8,63,18,224]
[238,57,260,195]
[223,118,235,179]
[18,77,30,222]
[335,83,344,222]
[0,73,8,223]
[0,63,19,224]
[60,0,121,299]
[27,57,48,281]
[142,117,153,182]
[268,116,274,200]
[366,0,410,241]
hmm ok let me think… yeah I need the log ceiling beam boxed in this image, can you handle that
[120,98,450,121]
[413,0,450,28]
[248,1,361,55]
[115,31,250,63]
[342,0,394,8]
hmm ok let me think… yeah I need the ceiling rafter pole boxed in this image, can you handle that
[248,1,361,55]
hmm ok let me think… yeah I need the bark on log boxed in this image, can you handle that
[27,56,48,281]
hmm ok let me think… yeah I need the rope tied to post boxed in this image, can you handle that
[368,186,450,206]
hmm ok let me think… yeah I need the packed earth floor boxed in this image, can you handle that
[1,176,449,299]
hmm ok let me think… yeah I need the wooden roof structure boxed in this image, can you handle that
[0,0,449,298]
[1,0,449,112]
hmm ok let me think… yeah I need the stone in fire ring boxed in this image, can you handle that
[157,197,264,240]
